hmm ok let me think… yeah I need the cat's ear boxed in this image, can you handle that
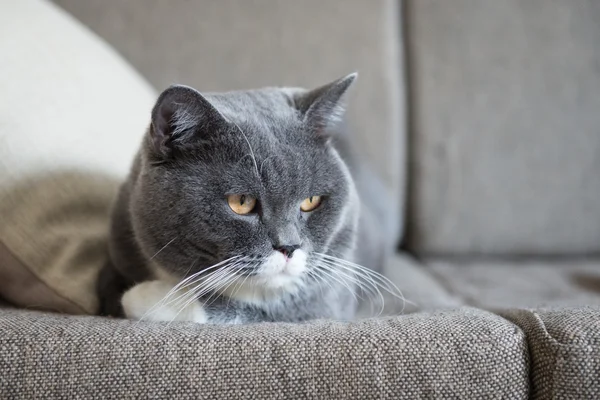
[149,85,227,158]
[294,73,357,135]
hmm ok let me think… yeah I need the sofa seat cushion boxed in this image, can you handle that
[502,307,600,399]
[425,259,600,309]
[0,307,529,399]
[372,254,463,317]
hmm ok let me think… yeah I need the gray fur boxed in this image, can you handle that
[98,74,394,322]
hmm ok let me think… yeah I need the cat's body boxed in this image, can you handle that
[97,74,397,324]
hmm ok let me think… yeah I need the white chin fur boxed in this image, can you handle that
[218,249,308,304]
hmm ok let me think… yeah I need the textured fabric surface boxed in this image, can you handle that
[0,242,84,315]
[0,307,529,399]
[354,253,462,319]
[380,254,463,314]
[425,258,600,309]
[52,0,407,242]
[405,0,600,255]
[0,0,156,314]
[502,307,600,399]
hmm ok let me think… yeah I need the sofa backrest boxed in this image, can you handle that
[405,0,600,256]
[53,0,408,245]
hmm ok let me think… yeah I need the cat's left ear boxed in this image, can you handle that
[294,73,357,135]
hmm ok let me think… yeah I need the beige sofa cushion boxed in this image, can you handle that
[425,259,600,309]
[502,307,600,399]
[406,0,600,255]
[0,0,155,314]
[0,307,529,399]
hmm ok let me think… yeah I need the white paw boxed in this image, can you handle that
[121,280,207,323]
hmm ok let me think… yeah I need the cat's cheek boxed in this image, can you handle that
[121,280,207,324]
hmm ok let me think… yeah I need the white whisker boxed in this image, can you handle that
[165,259,247,309]
[204,273,240,309]
[316,254,406,297]
[231,120,260,178]
[307,270,327,300]
[313,252,413,315]
[159,257,245,309]
[169,258,250,309]
[149,237,177,260]
[167,268,240,325]
[226,269,253,310]
[259,156,275,176]
[135,256,242,323]
[313,265,360,304]
[317,259,386,315]
[170,268,241,324]
[163,267,230,309]
[169,256,242,295]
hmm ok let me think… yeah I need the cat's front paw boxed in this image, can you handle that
[121,280,207,323]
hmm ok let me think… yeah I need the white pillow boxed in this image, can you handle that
[0,0,155,314]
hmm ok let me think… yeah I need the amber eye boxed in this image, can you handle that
[300,196,322,212]
[227,194,257,215]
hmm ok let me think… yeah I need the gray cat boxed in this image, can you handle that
[97,74,400,323]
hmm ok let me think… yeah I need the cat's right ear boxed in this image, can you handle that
[149,85,227,159]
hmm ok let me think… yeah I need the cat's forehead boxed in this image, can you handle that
[204,87,316,154]
[205,88,301,127]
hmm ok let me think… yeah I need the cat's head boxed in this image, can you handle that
[129,74,359,302]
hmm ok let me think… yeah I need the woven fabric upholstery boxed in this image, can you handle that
[0,307,529,399]
[425,259,600,309]
[502,307,600,399]
[405,0,600,255]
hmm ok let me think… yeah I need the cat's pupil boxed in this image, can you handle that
[309,196,313,203]
[240,195,246,206]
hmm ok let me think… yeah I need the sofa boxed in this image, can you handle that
[1,0,599,398]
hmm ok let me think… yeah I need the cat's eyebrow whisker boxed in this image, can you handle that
[259,156,275,175]
[230,120,260,179]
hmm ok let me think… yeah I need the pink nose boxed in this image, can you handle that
[275,244,300,258]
